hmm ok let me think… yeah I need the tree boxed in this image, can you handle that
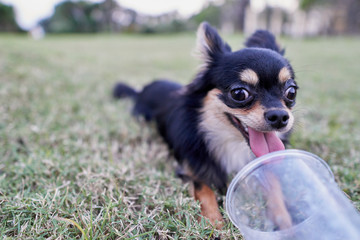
[40,1,94,33]
[190,3,222,28]
[0,2,22,32]
[39,0,127,33]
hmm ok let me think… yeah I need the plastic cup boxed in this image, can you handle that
[226,149,360,240]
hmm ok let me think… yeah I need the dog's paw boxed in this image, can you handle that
[199,210,224,229]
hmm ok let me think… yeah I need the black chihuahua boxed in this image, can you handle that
[113,22,298,229]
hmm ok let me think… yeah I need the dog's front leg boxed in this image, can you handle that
[263,172,292,230]
[191,181,223,229]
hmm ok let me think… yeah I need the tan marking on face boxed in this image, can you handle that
[202,89,267,131]
[235,102,268,131]
[239,69,259,85]
[200,89,256,173]
[199,88,295,173]
[278,67,292,83]
[203,89,294,132]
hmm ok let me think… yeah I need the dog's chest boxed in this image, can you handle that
[202,128,255,174]
[199,111,255,174]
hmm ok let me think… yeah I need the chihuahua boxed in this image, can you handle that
[113,22,298,229]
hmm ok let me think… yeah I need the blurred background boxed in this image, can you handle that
[0,1,359,238]
[1,0,360,38]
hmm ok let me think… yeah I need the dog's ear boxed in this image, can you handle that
[188,22,231,93]
[245,30,285,55]
[196,22,231,65]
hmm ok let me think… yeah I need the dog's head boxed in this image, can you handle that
[194,22,298,157]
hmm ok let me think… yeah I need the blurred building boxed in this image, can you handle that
[33,0,360,36]
[220,0,360,37]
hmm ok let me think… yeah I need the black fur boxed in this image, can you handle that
[113,83,138,99]
[115,79,228,192]
[245,30,285,55]
[114,22,298,194]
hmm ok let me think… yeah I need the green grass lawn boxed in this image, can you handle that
[0,33,359,239]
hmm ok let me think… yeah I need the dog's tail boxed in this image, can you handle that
[112,82,152,121]
[113,82,138,100]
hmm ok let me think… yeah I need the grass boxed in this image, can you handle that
[0,32,359,239]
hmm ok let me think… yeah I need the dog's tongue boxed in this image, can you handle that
[248,127,285,157]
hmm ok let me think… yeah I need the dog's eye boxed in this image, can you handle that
[285,86,297,101]
[230,88,250,102]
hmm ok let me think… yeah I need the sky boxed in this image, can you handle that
[2,0,209,30]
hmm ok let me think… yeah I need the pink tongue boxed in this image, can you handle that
[248,127,285,158]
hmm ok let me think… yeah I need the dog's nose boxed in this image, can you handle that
[265,110,289,129]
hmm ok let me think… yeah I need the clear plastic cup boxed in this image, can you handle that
[226,149,360,240]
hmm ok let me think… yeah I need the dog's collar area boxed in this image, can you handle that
[225,112,249,143]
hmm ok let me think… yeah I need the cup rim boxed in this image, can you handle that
[225,149,334,233]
